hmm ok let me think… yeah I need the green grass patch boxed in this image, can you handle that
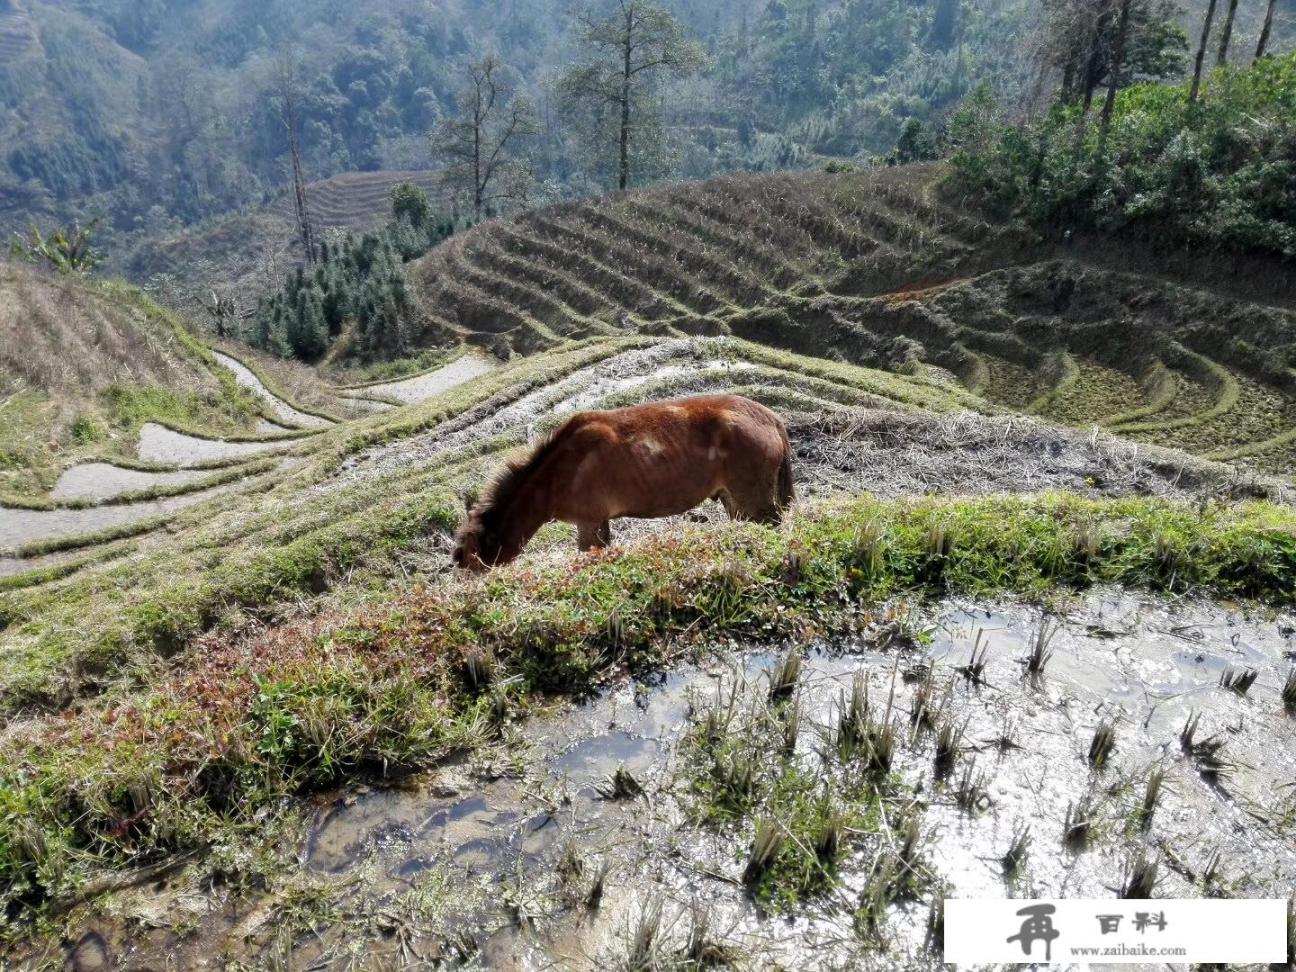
[1,492,1294,923]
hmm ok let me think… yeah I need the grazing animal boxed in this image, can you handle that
[452,394,794,571]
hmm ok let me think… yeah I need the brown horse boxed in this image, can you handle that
[452,394,794,571]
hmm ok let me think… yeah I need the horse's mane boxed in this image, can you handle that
[475,425,565,523]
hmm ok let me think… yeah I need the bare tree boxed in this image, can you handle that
[272,53,317,265]
[198,290,241,340]
[1216,0,1239,63]
[1098,0,1134,153]
[559,0,706,191]
[1190,0,1219,102]
[433,56,537,223]
[1255,0,1278,60]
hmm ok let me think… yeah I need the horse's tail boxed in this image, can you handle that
[776,445,795,510]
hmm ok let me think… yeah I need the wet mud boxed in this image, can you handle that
[51,591,1296,970]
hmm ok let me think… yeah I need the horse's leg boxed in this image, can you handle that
[577,520,613,551]
[716,490,739,521]
[724,474,785,526]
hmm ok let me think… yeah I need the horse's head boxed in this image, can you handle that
[451,506,521,572]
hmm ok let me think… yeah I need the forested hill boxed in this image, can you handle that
[4,0,1291,271]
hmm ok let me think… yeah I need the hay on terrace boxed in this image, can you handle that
[783,407,1287,503]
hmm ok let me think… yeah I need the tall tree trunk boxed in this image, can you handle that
[278,60,317,267]
[1216,0,1239,64]
[1255,0,1277,60]
[289,128,317,266]
[1098,0,1133,155]
[1190,0,1219,102]
[619,27,632,191]
[473,95,484,222]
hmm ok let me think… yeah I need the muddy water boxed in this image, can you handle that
[49,462,206,502]
[210,351,334,429]
[136,422,296,466]
[67,591,1296,970]
[339,354,498,406]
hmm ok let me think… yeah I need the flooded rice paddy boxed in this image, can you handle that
[210,351,334,430]
[49,462,206,502]
[134,422,296,466]
[0,482,243,552]
[338,354,498,406]
[57,591,1296,970]
[0,550,79,578]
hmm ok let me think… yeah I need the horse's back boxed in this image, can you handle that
[571,393,786,440]
[549,394,791,522]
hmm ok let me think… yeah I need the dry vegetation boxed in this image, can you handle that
[0,262,270,493]
[0,262,216,401]
[408,167,1296,476]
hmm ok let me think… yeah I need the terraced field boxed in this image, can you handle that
[0,1,33,61]
[4,165,1296,969]
[4,166,1293,690]
[263,169,451,232]
[122,168,451,310]
[410,167,1296,478]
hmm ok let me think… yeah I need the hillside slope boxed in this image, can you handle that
[407,166,1296,475]
[0,261,262,493]
[122,169,449,309]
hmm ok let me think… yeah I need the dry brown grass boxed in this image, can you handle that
[0,262,214,398]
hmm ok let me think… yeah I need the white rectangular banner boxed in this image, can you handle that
[945,898,1288,965]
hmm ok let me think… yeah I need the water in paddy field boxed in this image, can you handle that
[0,550,73,578]
[339,354,498,405]
[59,591,1296,971]
[135,422,295,466]
[209,351,334,429]
[0,481,244,552]
[49,462,206,502]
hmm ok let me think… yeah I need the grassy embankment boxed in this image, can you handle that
[0,267,267,496]
[2,490,1294,924]
[0,332,991,708]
